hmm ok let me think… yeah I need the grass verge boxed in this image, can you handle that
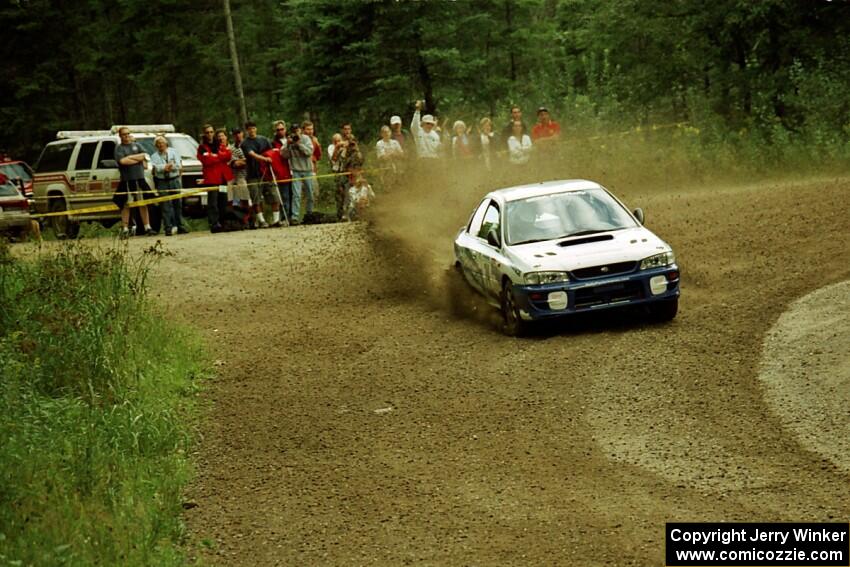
[0,239,206,565]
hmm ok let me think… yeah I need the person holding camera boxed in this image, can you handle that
[331,125,364,220]
[287,122,316,225]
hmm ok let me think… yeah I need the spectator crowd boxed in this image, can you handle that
[114,102,562,237]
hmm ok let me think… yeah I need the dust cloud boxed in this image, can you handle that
[365,131,712,324]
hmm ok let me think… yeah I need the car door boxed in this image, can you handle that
[457,199,491,293]
[90,139,120,204]
[70,141,98,199]
[470,201,506,299]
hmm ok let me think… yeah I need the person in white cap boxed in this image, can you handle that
[389,115,409,151]
[410,100,441,159]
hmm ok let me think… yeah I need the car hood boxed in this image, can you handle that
[505,227,671,272]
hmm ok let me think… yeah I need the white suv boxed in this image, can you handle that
[32,125,205,238]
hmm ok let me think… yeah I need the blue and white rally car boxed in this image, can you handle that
[453,179,680,335]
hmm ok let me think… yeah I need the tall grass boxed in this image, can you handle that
[0,240,206,565]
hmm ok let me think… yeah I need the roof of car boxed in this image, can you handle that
[48,132,193,145]
[489,179,603,202]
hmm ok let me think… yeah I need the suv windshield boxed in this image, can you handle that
[505,188,638,245]
[135,136,198,160]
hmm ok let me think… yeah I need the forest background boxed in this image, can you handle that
[2,0,849,170]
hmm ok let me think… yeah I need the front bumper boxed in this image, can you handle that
[512,265,680,321]
[0,211,33,231]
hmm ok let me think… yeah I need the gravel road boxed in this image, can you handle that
[139,175,850,566]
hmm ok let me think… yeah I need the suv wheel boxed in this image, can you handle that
[49,198,79,239]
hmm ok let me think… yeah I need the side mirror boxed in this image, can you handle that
[633,207,645,224]
[100,159,118,169]
[486,227,501,248]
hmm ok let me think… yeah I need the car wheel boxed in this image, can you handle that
[501,281,529,337]
[49,198,79,239]
[647,297,678,322]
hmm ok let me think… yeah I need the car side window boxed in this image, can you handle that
[96,141,117,168]
[467,199,490,235]
[74,142,98,171]
[477,202,501,240]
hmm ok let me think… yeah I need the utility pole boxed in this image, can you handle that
[223,0,248,125]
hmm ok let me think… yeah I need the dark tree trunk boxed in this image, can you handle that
[169,80,179,124]
[505,0,517,82]
[731,32,751,116]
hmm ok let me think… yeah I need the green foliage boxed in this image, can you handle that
[1,0,849,165]
[0,242,206,566]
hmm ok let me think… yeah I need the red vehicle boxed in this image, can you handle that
[0,160,35,199]
[0,172,32,235]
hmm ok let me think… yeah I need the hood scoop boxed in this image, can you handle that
[557,234,614,247]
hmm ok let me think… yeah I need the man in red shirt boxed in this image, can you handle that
[531,107,561,152]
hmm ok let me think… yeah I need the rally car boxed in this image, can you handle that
[453,179,680,335]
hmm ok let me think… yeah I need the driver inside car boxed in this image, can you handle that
[510,199,554,243]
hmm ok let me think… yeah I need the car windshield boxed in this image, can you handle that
[0,163,33,182]
[505,188,638,245]
[135,136,198,160]
[0,177,20,197]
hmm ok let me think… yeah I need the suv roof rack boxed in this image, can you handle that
[56,130,112,139]
[110,124,176,134]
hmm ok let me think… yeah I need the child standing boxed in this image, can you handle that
[346,175,376,221]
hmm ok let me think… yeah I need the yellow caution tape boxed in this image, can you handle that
[32,167,387,218]
[34,203,122,218]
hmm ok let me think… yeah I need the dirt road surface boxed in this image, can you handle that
[137,176,849,565]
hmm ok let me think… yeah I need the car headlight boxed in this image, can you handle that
[639,251,676,270]
[524,271,570,285]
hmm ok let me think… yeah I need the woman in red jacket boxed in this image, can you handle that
[197,125,234,233]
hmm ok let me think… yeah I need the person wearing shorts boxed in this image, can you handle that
[240,120,281,228]
[114,126,155,237]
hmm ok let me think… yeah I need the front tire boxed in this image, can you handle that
[647,297,678,322]
[49,198,79,239]
[501,281,529,337]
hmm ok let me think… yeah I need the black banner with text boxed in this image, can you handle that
[666,523,849,566]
